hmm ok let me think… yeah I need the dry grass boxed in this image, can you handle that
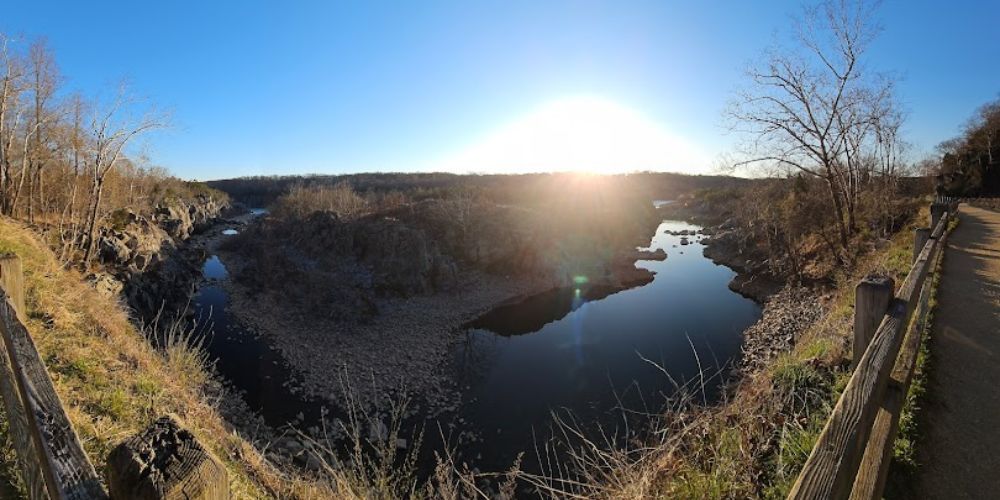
[0,216,338,498]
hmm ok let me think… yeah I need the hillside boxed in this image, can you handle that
[0,217,333,498]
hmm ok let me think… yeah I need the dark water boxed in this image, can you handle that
[194,244,327,426]
[451,220,761,470]
[191,219,761,474]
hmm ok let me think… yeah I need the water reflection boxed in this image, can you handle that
[194,255,326,425]
[202,255,228,279]
[452,220,762,471]
[464,285,621,336]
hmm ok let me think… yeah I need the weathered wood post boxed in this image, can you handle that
[930,202,948,230]
[0,254,26,321]
[913,228,931,264]
[107,415,229,500]
[0,254,46,499]
[853,275,895,369]
[0,253,107,499]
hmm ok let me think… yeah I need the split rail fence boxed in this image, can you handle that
[787,200,958,499]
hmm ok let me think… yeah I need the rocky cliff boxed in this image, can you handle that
[94,195,229,321]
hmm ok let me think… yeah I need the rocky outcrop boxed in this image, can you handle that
[701,224,783,302]
[97,195,228,321]
[153,195,229,240]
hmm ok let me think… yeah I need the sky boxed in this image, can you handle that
[3,1,999,180]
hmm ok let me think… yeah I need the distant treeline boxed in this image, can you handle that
[207,171,752,208]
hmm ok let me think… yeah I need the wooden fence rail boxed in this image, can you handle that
[788,201,957,500]
[0,254,228,499]
[0,255,107,500]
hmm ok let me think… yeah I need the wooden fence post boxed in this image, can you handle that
[930,203,947,230]
[0,254,46,499]
[913,228,931,264]
[853,275,895,369]
[0,253,108,499]
[107,415,229,500]
[0,254,26,321]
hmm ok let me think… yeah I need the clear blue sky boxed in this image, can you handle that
[3,1,998,180]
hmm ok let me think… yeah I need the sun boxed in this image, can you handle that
[435,95,709,175]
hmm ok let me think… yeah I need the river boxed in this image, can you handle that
[191,217,762,473]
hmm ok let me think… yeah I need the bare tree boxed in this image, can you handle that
[726,0,904,254]
[0,33,27,216]
[82,85,166,262]
[25,39,60,222]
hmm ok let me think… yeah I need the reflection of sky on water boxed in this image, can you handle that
[453,220,761,472]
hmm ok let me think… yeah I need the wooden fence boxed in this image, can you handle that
[787,201,958,499]
[0,254,228,499]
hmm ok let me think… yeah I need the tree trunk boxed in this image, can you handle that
[824,175,849,250]
[82,178,103,264]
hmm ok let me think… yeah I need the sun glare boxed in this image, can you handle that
[436,96,709,175]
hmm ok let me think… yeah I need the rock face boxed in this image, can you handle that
[97,195,228,321]
[153,195,228,240]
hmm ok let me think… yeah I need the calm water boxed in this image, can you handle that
[194,249,326,425]
[191,219,761,474]
[451,220,761,469]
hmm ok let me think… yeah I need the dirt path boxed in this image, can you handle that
[914,205,1000,499]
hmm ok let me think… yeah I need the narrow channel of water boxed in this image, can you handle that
[193,233,328,427]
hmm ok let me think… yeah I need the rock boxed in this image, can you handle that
[89,273,124,298]
[95,195,228,322]
[369,420,388,442]
[631,248,667,261]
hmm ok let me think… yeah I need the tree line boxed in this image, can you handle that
[208,171,751,210]
[0,33,212,264]
[935,96,1000,196]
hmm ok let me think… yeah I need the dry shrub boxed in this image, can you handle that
[272,182,370,220]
